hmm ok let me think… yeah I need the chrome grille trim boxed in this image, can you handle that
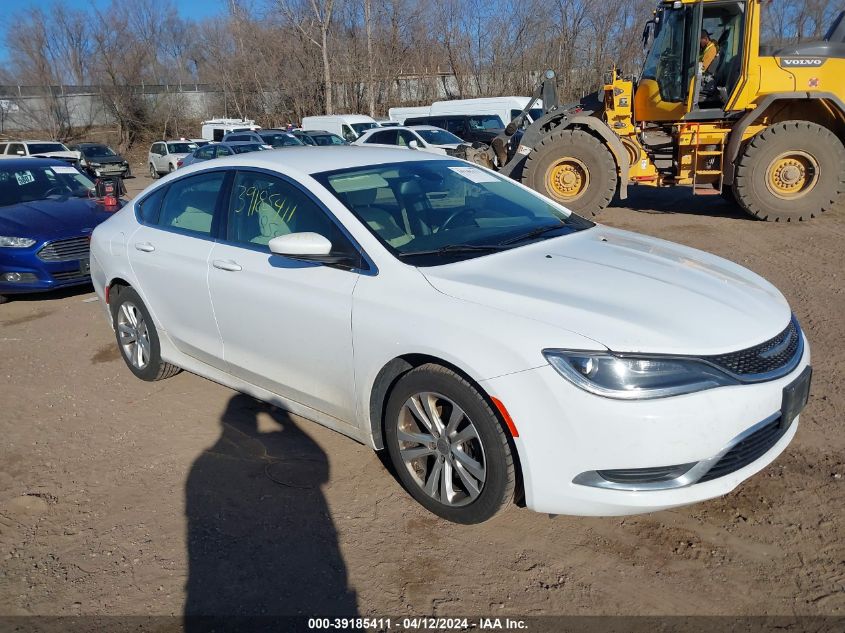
[702,317,802,381]
[37,237,91,262]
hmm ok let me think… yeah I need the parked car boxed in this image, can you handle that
[376,120,402,127]
[352,125,466,155]
[71,142,131,179]
[0,140,80,165]
[148,140,198,178]
[179,141,270,168]
[90,147,810,524]
[222,130,304,148]
[292,130,348,146]
[403,115,505,144]
[0,158,120,304]
[190,139,212,148]
[300,115,379,142]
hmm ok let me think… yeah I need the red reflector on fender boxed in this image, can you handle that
[491,397,519,438]
[104,285,110,304]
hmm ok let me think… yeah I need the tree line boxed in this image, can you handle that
[0,0,841,148]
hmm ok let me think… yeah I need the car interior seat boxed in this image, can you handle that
[397,179,433,236]
[345,188,412,247]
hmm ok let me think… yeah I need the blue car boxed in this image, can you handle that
[0,158,120,303]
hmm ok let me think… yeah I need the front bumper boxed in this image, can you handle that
[481,338,810,516]
[0,249,91,295]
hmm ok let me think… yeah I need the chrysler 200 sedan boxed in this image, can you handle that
[89,147,811,524]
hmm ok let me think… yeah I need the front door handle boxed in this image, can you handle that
[134,242,155,252]
[212,259,242,272]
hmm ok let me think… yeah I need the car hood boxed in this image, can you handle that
[420,226,792,355]
[31,150,79,161]
[0,198,119,242]
[83,155,125,164]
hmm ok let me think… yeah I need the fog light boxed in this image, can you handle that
[3,272,38,283]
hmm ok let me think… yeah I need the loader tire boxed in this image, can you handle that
[734,120,845,222]
[521,128,617,216]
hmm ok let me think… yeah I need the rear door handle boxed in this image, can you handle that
[134,242,155,252]
[212,259,242,272]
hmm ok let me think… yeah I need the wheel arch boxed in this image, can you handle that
[724,92,845,185]
[367,353,525,503]
[516,112,629,200]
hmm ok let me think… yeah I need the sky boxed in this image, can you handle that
[0,0,229,64]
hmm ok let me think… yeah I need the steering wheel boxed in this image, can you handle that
[439,208,477,232]
[43,186,69,197]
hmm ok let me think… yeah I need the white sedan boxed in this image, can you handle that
[90,147,811,524]
[352,125,465,155]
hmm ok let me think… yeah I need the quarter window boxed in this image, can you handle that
[137,187,166,224]
[226,171,354,255]
[157,172,225,236]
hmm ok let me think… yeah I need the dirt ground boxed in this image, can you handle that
[1,175,843,621]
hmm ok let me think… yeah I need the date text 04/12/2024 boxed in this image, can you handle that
[307,617,529,630]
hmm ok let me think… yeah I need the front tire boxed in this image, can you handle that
[110,286,180,382]
[149,163,159,179]
[521,128,617,216]
[384,364,515,524]
[734,121,845,221]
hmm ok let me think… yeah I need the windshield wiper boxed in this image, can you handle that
[398,243,510,258]
[498,222,567,246]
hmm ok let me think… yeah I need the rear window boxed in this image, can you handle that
[167,142,198,154]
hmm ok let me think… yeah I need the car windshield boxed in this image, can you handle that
[0,165,94,207]
[351,122,379,134]
[28,143,68,154]
[260,133,304,147]
[314,160,593,266]
[81,145,116,157]
[311,134,345,146]
[231,143,268,154]
[468,116,505,130]
[167,142,197,154]
[416,129,463,145]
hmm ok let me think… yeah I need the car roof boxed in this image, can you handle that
[9,140,65,144]
[75,142,109,146]
[218,141,266,146]
[178,146,446,176]
[0,157,75,168]
[405,125,445,131]
[298,130,333,135]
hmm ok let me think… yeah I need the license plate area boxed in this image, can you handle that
[781,365,812,429]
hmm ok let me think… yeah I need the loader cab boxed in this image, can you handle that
[635,1,747,123]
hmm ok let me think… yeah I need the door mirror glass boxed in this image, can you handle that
[269,232,333,257]
[408,139,419,150]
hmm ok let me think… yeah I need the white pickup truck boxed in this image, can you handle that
[0,140,80,164]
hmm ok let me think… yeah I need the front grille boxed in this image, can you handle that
[699,418,788,483]
[37,237,90,262]
[51,269,90,281]
[704,318,800,378]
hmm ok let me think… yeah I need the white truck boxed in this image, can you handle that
[389,97,544,128]
[300,115,380,142]
[200,118,261,142]
[0,140,80,164]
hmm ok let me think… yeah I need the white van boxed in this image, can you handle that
[200,118,261,142]
[386,106,431,124]
[300,115,380,142]
[429,97,544,127]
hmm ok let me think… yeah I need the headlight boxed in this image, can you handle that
[90,162,102,167]
[0,236,36,248]
[543,350,737,399]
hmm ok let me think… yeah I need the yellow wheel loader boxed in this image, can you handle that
[473,0,845,222]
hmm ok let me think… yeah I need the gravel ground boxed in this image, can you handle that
[1,175,843,620]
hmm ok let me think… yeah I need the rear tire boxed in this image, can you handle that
[734,120,845,221]
[521,128,617,216]
[384,364,515,524]
[110,286,180,382]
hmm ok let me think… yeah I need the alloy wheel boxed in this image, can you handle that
[116,301,151,370]
[396,391,487,507]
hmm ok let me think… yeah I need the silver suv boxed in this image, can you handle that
[148,140,198,178]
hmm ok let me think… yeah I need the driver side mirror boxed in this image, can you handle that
[408,140,419,150]
[268,232,356,267]
[16,150,25,155]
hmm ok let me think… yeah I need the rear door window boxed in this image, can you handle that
[157,172,226,236]
[8,143,25,156]
[364,130,398,145]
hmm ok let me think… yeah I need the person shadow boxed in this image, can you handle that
[184,393,358,630]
